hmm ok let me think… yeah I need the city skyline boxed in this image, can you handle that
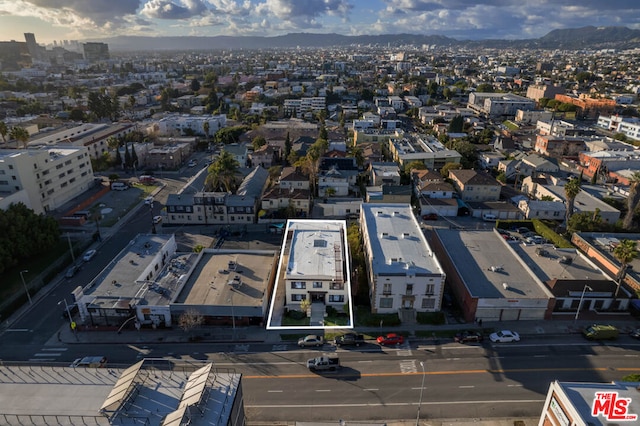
[0,0,639,45]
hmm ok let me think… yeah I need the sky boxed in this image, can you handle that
[0,0,639,44]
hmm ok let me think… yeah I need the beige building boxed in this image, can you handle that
[448,169,501,202]
[0,147,94,214]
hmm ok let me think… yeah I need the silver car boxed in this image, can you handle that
[297,335,324,347]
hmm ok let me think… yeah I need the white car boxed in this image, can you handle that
[187,160,197,167]
[153,215,163,224]
[144,196,154,205]
[82,249,97,262]
[489,330,520,343]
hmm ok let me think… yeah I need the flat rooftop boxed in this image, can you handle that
[435,229,550,299]
[0,361,240,426]
[175,250,276,309]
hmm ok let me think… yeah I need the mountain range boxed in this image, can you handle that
[95,26,640,52]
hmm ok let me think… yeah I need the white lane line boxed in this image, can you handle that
[315,389,331,392]
[247,399,545,408]
[363,388,379,391]
[459,385,475,389]
[29,358,56,362]
[34,353,61,357]
[42,348,68,351]
[5,329,30,332]
[267,390,283,393]
[508,384,523,387]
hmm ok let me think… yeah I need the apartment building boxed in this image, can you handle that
[361,203,445,314]
[468,92,535,118]
[283,97,326,116]
[387,133,462,170]
[0,147,94,214]
[152,113,227,137]
[448,169,501,202]
[597,114,640,141]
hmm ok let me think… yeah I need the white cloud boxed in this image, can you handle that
[141,0,208,20]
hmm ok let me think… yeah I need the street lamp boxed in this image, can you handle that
[58,299,72,324]
[20,269,32,305]
[416,361,426,426]
[574,284,593,324]
[150,202,157,234]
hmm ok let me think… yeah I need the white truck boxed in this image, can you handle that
[307,355,340,371]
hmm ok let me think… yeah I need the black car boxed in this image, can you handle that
[454,331,484,343]
[334,332,365,347]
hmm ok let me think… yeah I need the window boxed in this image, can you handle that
[329,295,344,303]
[380,298,393,308]
[313,281,322,288]
[291,281,306,289]
[425,284,434,295]
[292,294,306,301]
[422,298,435,309]
[383,283,392,294]
[406,284,413,295]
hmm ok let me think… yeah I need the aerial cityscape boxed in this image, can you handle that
[0,1,640,426]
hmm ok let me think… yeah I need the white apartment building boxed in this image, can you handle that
[597,114,640,141]
[361,203,446,314]
[283,97,326,116]
[152,114,227,137]
[280,220,351,315]
[468,92,535,118]
[0,146,94,214]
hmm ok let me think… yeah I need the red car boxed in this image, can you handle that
[376,333,405,345]
[422,213,438,220]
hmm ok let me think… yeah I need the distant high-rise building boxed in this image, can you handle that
[23,32,39,61]
[82,42,109,62]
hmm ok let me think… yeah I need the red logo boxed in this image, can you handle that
[592,391,638,421]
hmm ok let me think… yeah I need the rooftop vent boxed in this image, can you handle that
[502,283,510,290]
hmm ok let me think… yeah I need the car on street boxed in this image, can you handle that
[454,330,484,343]
[82,249,97,262]
[489,330,520,343]
[297,335,324,347]
[144,196,154,205]
[188,160,197,167]
[334,332,365,347]
[376,333,405,345]
[630,328,640,339]
[422,213,438,220]
[153,215,163,224]
[65,264,79,278]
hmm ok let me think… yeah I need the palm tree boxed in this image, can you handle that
[622,172,640,230]
[205,150,239,192]
[564,177,581,228]
[0,121,8,144]
[613,239,638,299]
[9,126,29,149]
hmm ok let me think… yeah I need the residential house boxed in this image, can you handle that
[249,144,277,168]
[534,134,586,157]
[278,166,310,191]
[261,187,311,218]
[369,162,400,186]
[448,169,501,202]
[365,184,412,203]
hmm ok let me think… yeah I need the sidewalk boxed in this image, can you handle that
[54,317,640,345]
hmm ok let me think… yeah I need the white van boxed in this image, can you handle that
[482,213,497,221]
[70,356,107,368]
[111,182,128,191]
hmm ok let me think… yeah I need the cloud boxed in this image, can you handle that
[141,0,208,20]
[255,0,353,28]
[25,0,140,27]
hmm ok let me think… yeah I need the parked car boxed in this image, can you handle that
[376,333,405,346]
[454,331,484,343]
[70,356,107,368]
[422,213,438,221]
[153,215,163,224]
[110,182,128,191]
[630,328,640,339]
[582,324,619,340]
[489,330,520,343]
[334,333,365,347]
[515,227,531,235]
[65,264,79,278]
[144,196,154,205]
[188,160,197,167]
[82,249,97,262]
[297,335,324,347]
[526,235,545,245]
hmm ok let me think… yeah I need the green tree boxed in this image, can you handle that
[252,135,267,151]
[476,83,494,93]
[622,172,640,230]
[115,148,123,169]
[440,162,462,178]
[203,121,210,145]
[124,144,131,169]
[405,161,426,172]
[191,78,201,92]
[613,239,638,299]
[9,126,29,148]
[0,121,8,143]
[564,177,581,227]
[131,144,138,169]
[448,115,464,133]
[284,132,292,164]
[205,150,240,192]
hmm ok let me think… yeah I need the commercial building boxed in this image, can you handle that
[0,146,94,214]
[82,42,109,62]
[151,113,227,137]
[361,204,445,314]
[387,133,462,170]
[597,114,640,141]
[467,92,535,118]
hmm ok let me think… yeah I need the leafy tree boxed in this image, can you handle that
[178,308,204,338]
[267,165,282,186]
[405,161,426,172]
[440,162,462,178]
[622,172,640,230]
[613,240,638,299]
[203,121,210,145]
[0,121,8,143]
[205,150,240,192]
[284,132,292,164]
[252,135,267,151]
[213,126,247,145]
[131,144,138,169]
[319,124,328,141]
[124,144,132,169]
[69,108,85,121]
[9,126,29,148]
[191,78,201,92]
[448,115,464,133]
[496,171,506,183]
[564,177,581,227]
[475,83,494,93]
[115,148,123,169]
[299,297,311,314]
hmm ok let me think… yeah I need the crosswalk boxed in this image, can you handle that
[29,347,68,362]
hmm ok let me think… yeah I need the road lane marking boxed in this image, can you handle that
[267,390,283,393]
[364,389,379,391]
[315,390,331,392]
[34,353,61,357]
[246,399,545,408]
[29,358,55,362]
[42,348,67,351]
[5,329,30,332]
